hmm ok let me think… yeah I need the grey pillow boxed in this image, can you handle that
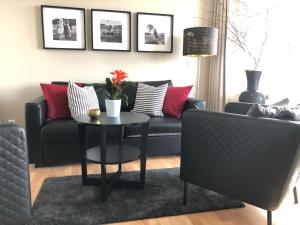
[270,98,289,107]
[247,104,300,121]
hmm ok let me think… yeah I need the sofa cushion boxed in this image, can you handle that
[132,83,168,116]
[124,116,181,137]
[89,83,107,111]
[142,80,173,87]
[40,83,71,120]
[52,80,173,112]
[67,82,99,118]
[163,85,193,118]
[120,81,138,111]
[121,80,173,112]
[41,119,121,146]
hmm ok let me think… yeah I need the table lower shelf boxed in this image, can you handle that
[86,144,141,165]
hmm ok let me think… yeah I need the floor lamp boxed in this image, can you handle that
[183,27,218,99]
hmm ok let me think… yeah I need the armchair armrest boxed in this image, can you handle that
[184,98,205,110]
[25,96,47,166]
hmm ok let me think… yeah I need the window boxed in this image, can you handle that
[226,0,300,105]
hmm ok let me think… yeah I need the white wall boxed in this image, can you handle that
[0,0,213,126]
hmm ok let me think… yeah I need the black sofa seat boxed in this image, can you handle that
[40,119,123,164]
[125,116,181,137]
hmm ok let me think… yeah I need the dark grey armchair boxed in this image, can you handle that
[180,103,299,225]
[0,124,31,225]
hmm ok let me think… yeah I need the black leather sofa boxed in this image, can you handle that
[181,102,300,225]
[26,80,205,167]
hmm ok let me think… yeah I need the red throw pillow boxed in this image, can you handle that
[163,85,193,118]
[40,83,71,120]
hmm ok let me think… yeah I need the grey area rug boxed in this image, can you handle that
[30,168,244,225]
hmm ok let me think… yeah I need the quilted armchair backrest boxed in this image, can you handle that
[181,110,300,211]
[0,124,31,225]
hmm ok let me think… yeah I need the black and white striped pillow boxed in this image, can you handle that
[132,83,168,116]
[67,82,99,118]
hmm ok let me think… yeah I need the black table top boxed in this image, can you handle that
[74,112,150,126]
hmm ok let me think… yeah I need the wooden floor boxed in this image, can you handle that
[29,156,300,225]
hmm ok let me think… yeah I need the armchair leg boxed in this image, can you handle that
[293,186,298,204]
[183,181,188,206]
[267,210,272,225]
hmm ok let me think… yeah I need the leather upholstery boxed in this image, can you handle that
[25,96,47,165]
[90,83,107,111]
[39,117,181,164]
[184,98,205,110]
[52,80,173,112]
[124,116,181,137]
[225,102,255,115]
[40,119,118,164]
[181,109,300,211]
[26,80,205,166]
[123,135,181,156]
[0,124,31,225]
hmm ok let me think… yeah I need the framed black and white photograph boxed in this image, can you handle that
[137,12,173,53]
[92,9,131,51]
[41,5,86,50]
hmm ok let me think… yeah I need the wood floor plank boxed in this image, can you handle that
[29,156,300,225]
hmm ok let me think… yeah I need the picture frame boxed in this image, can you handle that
[136,12,173,53]
[41,5,86,50]
[91,9,131,51]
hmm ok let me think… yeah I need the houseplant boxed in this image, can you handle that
[105,69,130,117]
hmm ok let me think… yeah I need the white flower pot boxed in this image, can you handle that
[105,99,121,117]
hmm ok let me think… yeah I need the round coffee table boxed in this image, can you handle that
[74,112,150,202]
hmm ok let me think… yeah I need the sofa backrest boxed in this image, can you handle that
[52,80,172,112]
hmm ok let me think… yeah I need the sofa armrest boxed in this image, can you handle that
[225,102,255,115]
[25,96,47,166]
[184,98,205,111]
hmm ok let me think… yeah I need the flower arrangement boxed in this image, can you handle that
[105,69,131,105]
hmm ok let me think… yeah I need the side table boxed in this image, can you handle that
[74,112,150,202]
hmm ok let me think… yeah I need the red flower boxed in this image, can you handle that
[110,70,128,86]
[105,69,131,103]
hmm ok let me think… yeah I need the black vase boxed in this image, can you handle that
[239,70,265,104]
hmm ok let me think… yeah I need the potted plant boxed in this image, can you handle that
[105,69,130,117]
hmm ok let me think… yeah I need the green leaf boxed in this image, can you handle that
[120,94,129,106]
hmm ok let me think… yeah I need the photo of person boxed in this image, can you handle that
[144,24,165,45]
[52,18,77,41]
[100,20,122,43]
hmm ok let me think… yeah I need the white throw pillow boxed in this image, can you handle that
[132,83,168,116]
[67,82,99,118]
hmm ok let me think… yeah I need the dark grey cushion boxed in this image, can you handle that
[125,116,181,137]
[247,104,300,121]
[270,98,289,106]
[90,83,107,112]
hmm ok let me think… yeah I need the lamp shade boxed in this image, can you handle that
[183,27,218,56]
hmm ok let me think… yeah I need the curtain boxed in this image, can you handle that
[197,0,228,112]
